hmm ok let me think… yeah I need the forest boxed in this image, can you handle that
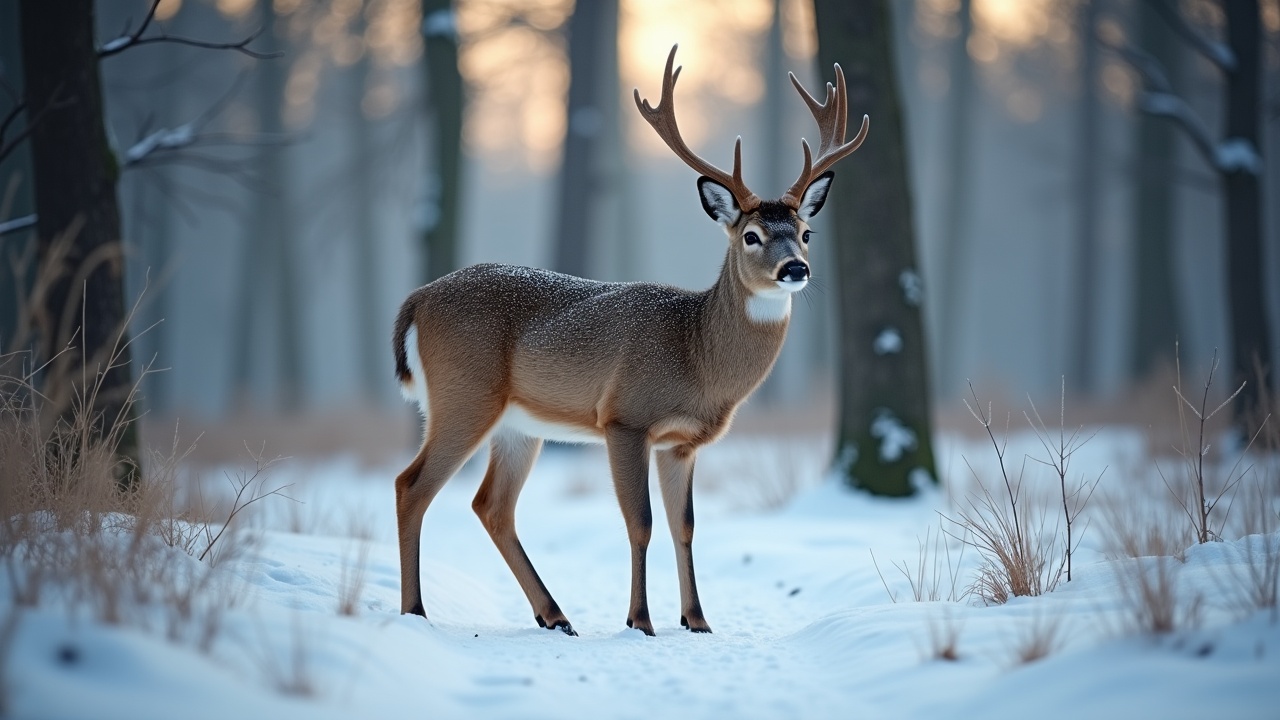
[1,0,1278,717]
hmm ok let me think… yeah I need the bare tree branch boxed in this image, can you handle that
[0,85,74,165]
[120,72,292,172]
[1144,0,1236,72]
[98,1,279,62]
[1104,40,1221,170]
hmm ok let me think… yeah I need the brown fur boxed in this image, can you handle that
[393,202,808,636]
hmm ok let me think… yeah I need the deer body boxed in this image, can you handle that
[392,46,867,636]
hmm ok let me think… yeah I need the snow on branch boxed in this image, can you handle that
[120,73,292,171]
[1103,40,1257,175]
[98,0,279,60]
[1144,0,1236,72]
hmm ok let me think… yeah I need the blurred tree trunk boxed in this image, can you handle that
[421,0,463,282]
[232,0,303,413]
[553,0,617,278]
[19,0,139,476]
[814,0,937,496]
[1130,0,1181,381]
[1221,0,1270,422]
[0,0,35,353]
[350,18,385,404]
[1072,0,1100,395]
[933,0,974,398]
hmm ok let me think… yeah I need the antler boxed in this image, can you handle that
[780,64,869,209]
[634,45,761,213]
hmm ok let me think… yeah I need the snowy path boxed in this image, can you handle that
[8,437,1280,719]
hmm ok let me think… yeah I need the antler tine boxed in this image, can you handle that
[781,64,869,208]
[634,45,760,212]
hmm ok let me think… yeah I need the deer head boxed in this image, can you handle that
[634,44,869,307]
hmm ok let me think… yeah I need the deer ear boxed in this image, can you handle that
[698,177,741,227]
[798,171,834,221]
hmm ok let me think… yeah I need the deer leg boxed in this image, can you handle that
[472,431,576,635]
[396,408,497,617]
[656,446,711,633]
[606,425,654,635]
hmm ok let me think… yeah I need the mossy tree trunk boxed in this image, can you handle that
[813,0,936,496]
[19,0,139,479]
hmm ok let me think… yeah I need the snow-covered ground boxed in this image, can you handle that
[5,430,1279,719]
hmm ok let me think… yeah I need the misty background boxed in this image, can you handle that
[7,0,1280,455]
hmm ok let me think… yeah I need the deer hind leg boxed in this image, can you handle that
[472,431,576,635]
[606,425,655,635]
[396,403,499,618]
[656,446,710,633]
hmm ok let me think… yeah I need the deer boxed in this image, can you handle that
[391,45,868,636]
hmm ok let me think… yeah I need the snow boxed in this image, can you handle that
[100,36,131,53]
[874,327,903,355]
[124,124,195,164]
[1215,138,1263,175]
[870,409,917,462]
[4,431,1279,719]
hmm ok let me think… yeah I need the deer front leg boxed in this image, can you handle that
[605,425,654,636]
[656,446,711,633]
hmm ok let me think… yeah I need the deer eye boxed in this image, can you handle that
[743,231,761,246]
[802,230,812,244]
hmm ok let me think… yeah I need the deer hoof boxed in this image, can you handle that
[681,614,712,633]
[626,616,656,637]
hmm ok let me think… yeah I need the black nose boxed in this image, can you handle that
[778,261,809,282]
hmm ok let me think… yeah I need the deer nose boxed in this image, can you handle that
[778,260,809,283]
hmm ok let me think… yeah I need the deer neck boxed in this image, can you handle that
[696,251,790,401]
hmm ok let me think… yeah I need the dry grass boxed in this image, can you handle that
[1008,611,1064,665]
[871,522,966,603]
[943,384,1065,605]
[920,609,963,662]
[0,259,291,679]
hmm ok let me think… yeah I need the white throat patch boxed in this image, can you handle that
[746,290,793,323]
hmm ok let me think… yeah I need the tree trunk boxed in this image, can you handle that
[232,0,302,413]
[814,0,937,496]
[0,0,35,354]
[422,0,463,282]
[19,0,139,477]
[933,0,974,398]
[1222,0,1271,421]
[1072,0,1100,395]
[1130,0,1181,381]
[350,20,386,404]
[553,0,616,278]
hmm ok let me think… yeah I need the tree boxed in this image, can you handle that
[231,0,304,413]
[553,0,618,278]
[0,0,35,355]
[933,0,976,397]
[421,0,464,282]
[1115,0,1272,425]
[1129,0,1182,381]
[1072,0,1101,395]
[19,0,139,476]
[813,0,937,496]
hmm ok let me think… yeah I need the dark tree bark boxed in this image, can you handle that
[1130,0,1181,381]
[1072,0,1101,394]
[19,0,138,474]
[422,0,463,282]
[232,0,303,413]
[814,0,937,496]
[1221,0,1271,420]
[0,0,35,352]
[933,0,975,397]
[350,18,386,404]
[553,0,617,278]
